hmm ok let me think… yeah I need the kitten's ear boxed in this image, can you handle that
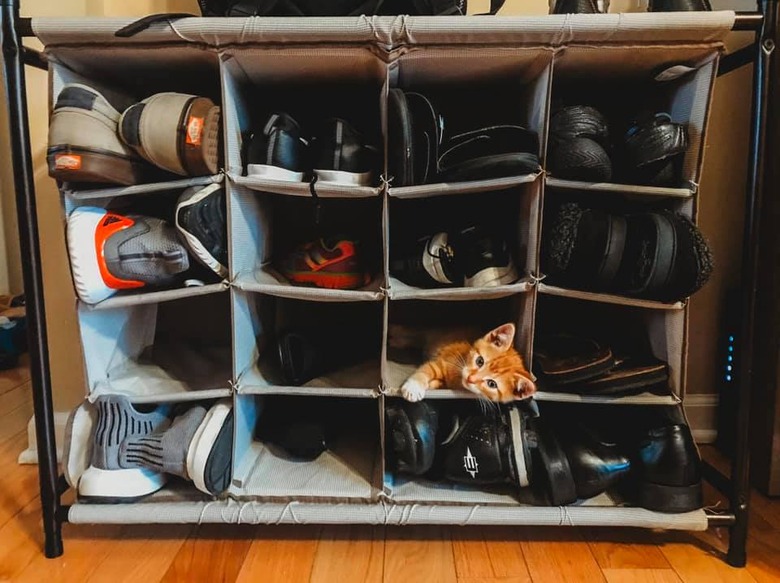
[514,375,537,400]
[486,323,515,351]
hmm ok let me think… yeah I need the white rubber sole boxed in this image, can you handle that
[247,164,304,182]
[508,407,530,488]
[176,183,228,279]
[78,466,167,500]
[465,264,519,287]
[422,232,455,285]
[314,168,372,186]
[186,399,232,495]
[63,403,95,490]
[67,207,116,304]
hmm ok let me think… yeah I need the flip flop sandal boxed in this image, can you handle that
[622,113,688,186]
[387,88,440,186]
[437,125,540,182]
[548,106,612,182]
[534,333,617,387]
[542,202,628,291]
[577,355,669,395]
[614,210,713,302]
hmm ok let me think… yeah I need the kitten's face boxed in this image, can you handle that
[460,323,536,403]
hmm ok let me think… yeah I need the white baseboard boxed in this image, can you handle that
[17,412,69,465]
[684,394,719,444]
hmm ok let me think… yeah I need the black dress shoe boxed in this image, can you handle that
[385,400,439,476]
[558,422,631,499]
[245,112,308,181]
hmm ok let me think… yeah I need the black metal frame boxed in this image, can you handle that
[0,0,773,566]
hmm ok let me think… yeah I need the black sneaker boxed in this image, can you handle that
[245,112,308,182]
[176,184,228,278]
[391,232,461,288]
[310,118,378,186]
[457,226,519,287]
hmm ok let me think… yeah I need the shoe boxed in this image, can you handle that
[47,84,148,185]
[534,333,616,387]
[578,354,669,395]
[245,112,309,181]
[119,92,221,176]
[390,232,461,288]
[621,113,688,187]
[630,405,703,513]
[457,226,519,287]
[388,89,441,187]
[176,184,228,278]
[385,400,439,476]
[120,399,234,496]
[648,0,711,10]
[275,237,370,289]
[76,395,171,501]
[258,399,332,460]
[67,207,190,304]
[548,106,612,182]
[550,0,601,13]
[310,118,378,186]
[556,422,631,499]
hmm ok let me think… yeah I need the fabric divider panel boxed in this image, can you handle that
[65,174,223,202]
[83,283,229,312]
[67,499,708,530]
[388,172,540,199]
[231,394,262,489]
[229,395,380,501]
[544,177,695,199]
[233,291,271,388]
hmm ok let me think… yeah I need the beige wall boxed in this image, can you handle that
[0,0,754,416]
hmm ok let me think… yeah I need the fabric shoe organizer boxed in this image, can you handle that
[41,13,731,529]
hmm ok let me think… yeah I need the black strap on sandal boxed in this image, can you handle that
[596,214,627,288]
[115,13,195,37]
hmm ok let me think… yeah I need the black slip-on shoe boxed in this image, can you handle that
[245,112,309,181]
[311,118,379,186]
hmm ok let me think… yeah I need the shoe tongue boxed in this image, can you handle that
[106,216,190,282]
[265,113,302,137]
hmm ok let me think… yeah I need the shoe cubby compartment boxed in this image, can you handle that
[546,45,718,197]
[538,190,698,309]
[386,48,551,197]
[233,293,382,396]
[222,47,386,197]
[387,182,541,300]
[229,185,384,300]
[533,295,684,405]
[77,292,232,402]
[230,394,382,501]
[48,49,222,196]
[384,296,534,399]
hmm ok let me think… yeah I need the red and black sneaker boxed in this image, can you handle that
[276,238,370,290]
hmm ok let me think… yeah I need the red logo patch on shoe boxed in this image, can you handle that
[186,116,204,146]
[54,154,81,170]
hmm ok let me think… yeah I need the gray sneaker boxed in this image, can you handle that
[67,206,190,304]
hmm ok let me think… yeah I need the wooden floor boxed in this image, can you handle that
[1,361,779,583]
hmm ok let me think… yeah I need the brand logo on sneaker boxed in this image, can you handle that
[186,116,204,146]
[463,447,478,478]
[54,154,81,170]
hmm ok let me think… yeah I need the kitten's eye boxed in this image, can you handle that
[476,355,485,367]
[486,379,497,389]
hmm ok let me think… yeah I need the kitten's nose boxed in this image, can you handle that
[467,375,477,384]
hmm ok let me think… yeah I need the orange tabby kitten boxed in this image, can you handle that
[399,323,536,403]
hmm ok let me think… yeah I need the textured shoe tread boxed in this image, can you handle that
[203,409,234,495]
[549,137,612,182]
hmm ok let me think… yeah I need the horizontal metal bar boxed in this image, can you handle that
[22,46,46,71]
[707,512,737,527]
[734,12,764,31]
[17,15,30,37]
[719,43,756,76]
[702,460,732,497]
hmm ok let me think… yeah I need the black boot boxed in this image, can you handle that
[385,400,439,476]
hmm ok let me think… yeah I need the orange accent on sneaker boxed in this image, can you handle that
[186,116,205,146]
[55,153,82,170]
[284,270,371,290]
[94,213,144,291]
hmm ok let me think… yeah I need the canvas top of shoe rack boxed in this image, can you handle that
[41,12,733,529]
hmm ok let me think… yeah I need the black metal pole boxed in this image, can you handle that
[0,0,63,558]
[727,0,777,568]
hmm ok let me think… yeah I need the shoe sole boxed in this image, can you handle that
[47,145,146,185]
[78,466,167,501]
[283,271,370,290]
[508,407,531,487]
[176,183,228,278]
[465,264,519,287]
[313,168,372,187]
[67,207,117,304]
[247,164,304,182]
[637,480,703,513]
[182,99,221,176]
[422,233,456,285]
[186,400,234,495]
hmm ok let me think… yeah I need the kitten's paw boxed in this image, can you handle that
[401,378,427,402]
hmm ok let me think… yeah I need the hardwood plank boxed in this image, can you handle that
[310,525,384,583]
[0,384,32,445]
[451,527,495,579]
[745,528,780,583]
[458,578,531,583]
[450,526,531,581]
[480,526,532,580]
[0,448,42,530]
[160,524,255,583]
[86,524,195,583]
[602,568,682,583]
[0,497,44,581]
[384,526,457,583]
[518,527,605,583]
[660,533,758,583]
[235,525,320,583]
[0,359,31,397]
[586,528,671,570]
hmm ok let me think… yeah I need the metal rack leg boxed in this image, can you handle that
[0,0,63,558]
[727,0,777,568]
